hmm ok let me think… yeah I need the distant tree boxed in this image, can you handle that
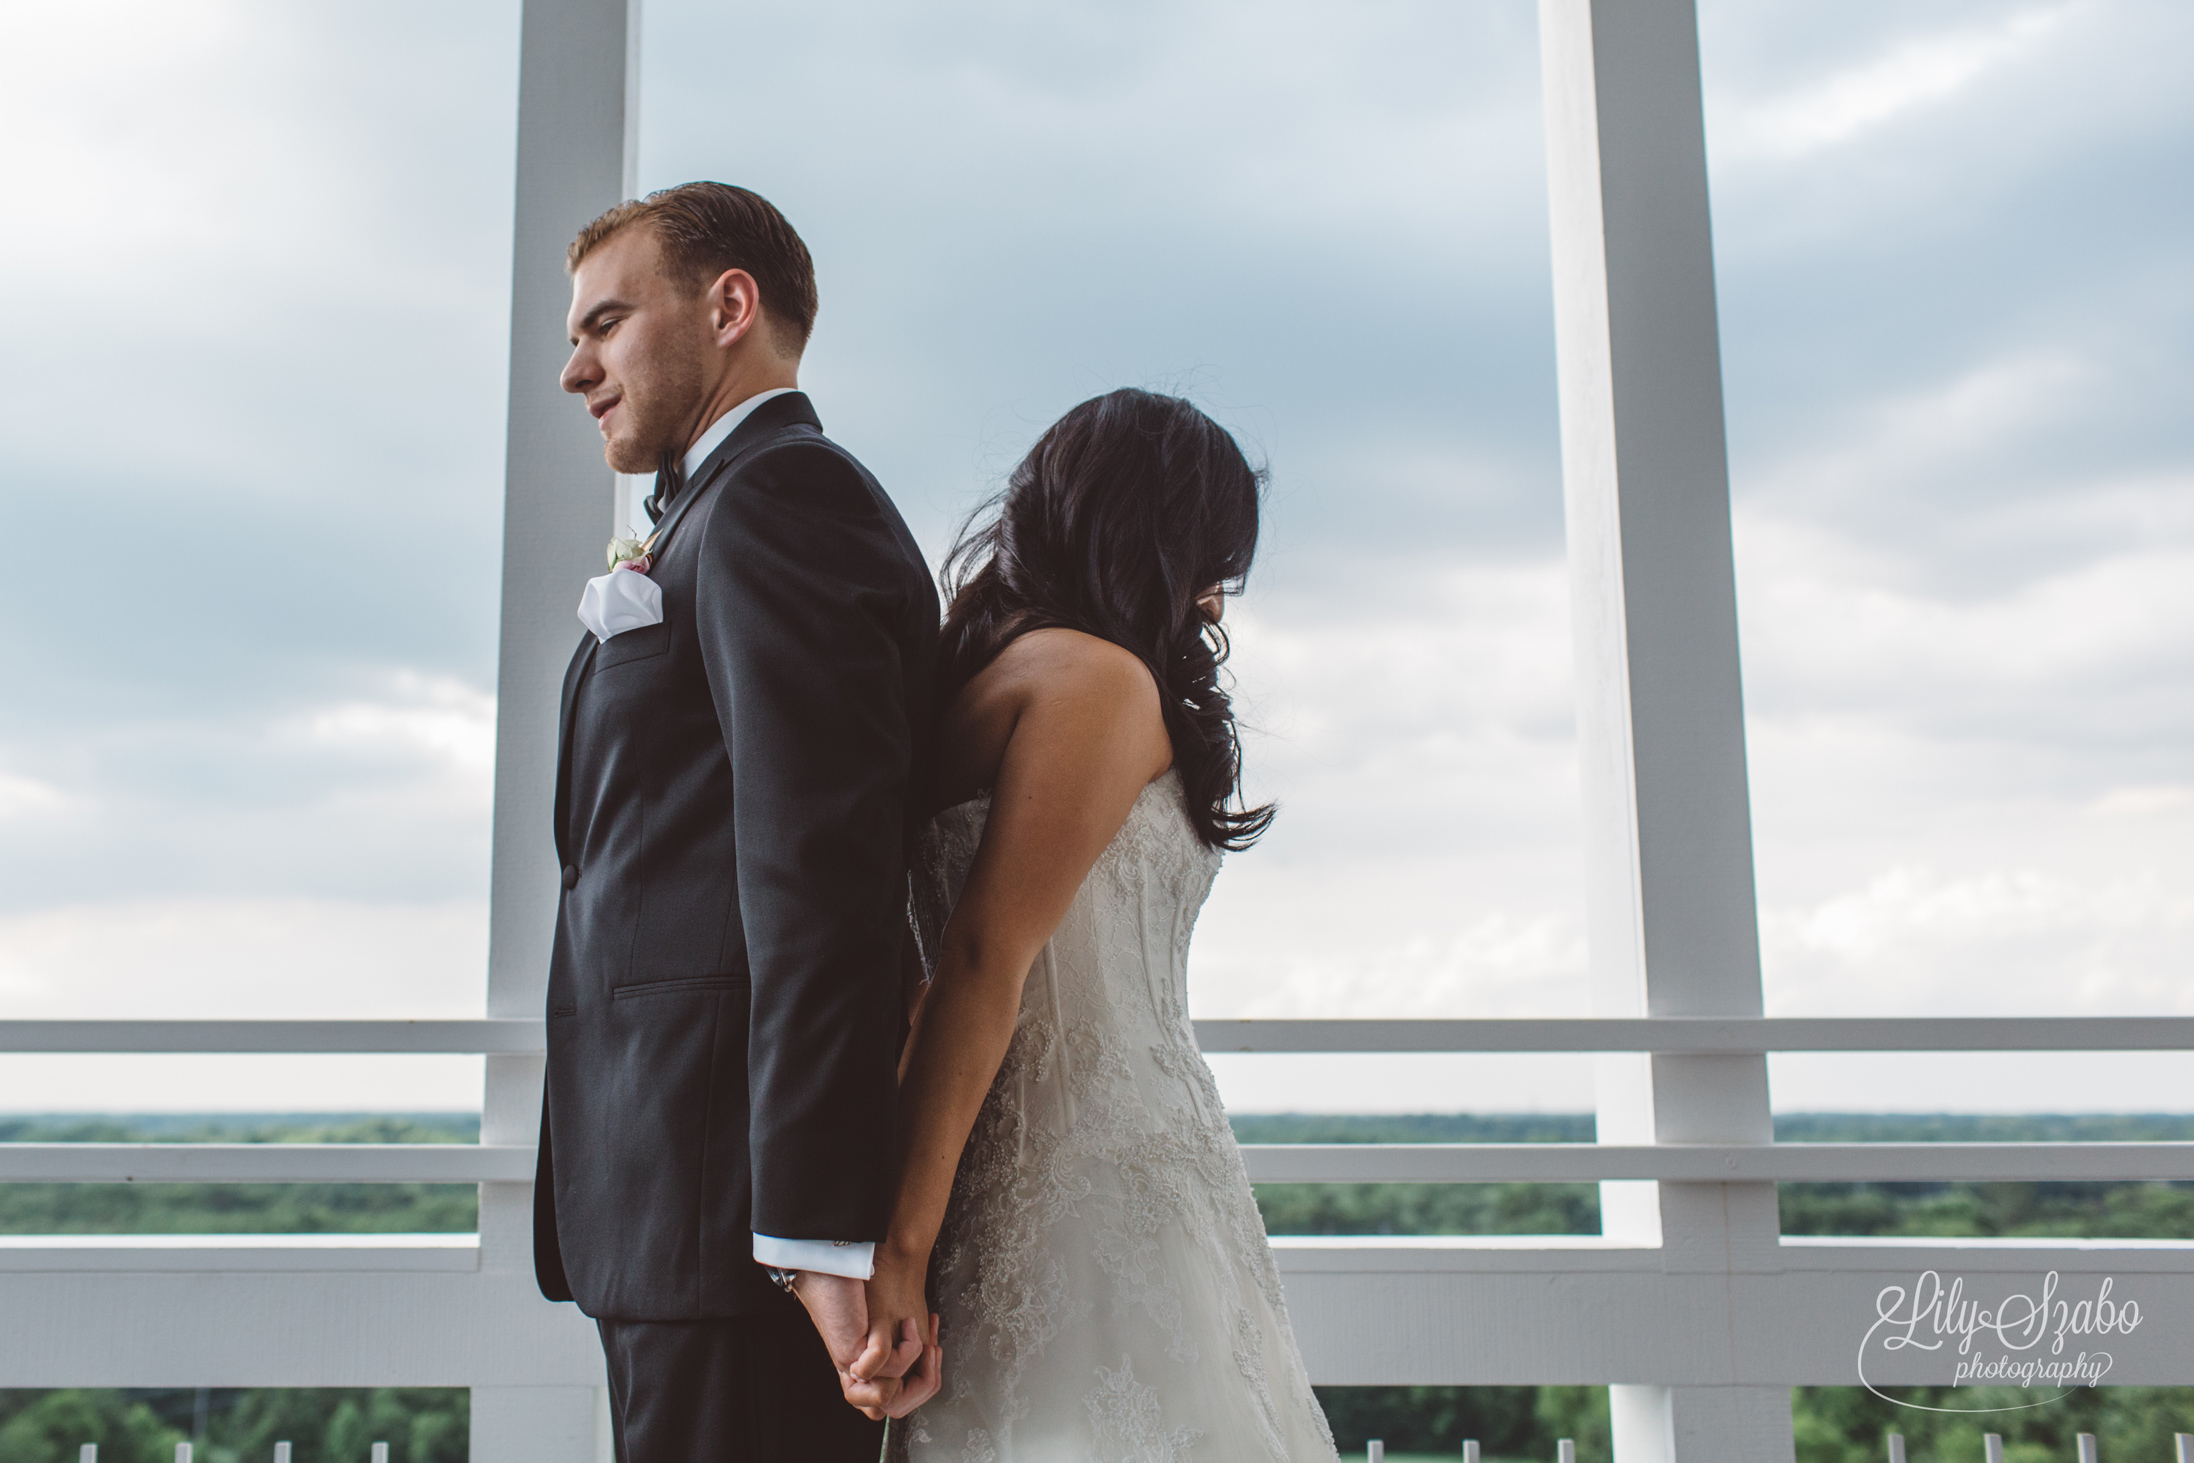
[0,1391,183,1463]
[1313,1385,1539,1452]
[1532,1386,1610,1460]
[0,1389,468,1463]
[1791,1385,2194,1462]
[323,1399,368,1461]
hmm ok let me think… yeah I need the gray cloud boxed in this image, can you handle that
[2,0,2189,1111]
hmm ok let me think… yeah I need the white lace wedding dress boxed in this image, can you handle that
[887,769,1339,1463]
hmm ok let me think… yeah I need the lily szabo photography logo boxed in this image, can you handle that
[1858,1270,2144,1413]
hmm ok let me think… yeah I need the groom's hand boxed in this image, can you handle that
[787,1271,902,1417]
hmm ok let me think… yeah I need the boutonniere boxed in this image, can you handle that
[607,531,657,575]
[578,529,667,643]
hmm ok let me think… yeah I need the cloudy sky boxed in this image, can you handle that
[1,0,2188,1114]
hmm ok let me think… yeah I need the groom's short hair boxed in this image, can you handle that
[568,182,819,351]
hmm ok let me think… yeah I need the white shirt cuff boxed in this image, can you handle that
[753,1234,875,1280]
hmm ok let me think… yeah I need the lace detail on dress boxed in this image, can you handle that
[1087,1355,1205,1462]
[886,771,1338,1462]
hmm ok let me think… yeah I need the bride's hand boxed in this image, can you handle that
[883,1312,942,1420]
[864,1246,943,1417]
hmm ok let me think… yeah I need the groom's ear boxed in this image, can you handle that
[704,266,766,351]
[705,266,802,363]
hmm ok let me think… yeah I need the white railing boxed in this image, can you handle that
[15,1013,2194,1054]
[8,1017,2194,1187]
[6,1010,2194,1463]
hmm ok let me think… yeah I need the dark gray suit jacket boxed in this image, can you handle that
[534,391,939,1319]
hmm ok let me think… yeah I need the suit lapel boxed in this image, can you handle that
[644,391,823,557]
[553,632,596,865]
[554,393,819,863]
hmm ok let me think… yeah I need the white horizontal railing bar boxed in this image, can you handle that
[0,1019,546,1054]
[9,1141,2194,1185]
[1193,1016,2194,1053]
[0,1234,483,1274]
[6,1016,2194,1055]
[8,1233,2192,1281]
[1239,1141,2194,1183]
[0,1144,536,1184]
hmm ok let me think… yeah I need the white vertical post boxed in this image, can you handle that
[2076,1434,2098,1463]
[472,1388,606,1463]
[1464,1443,1480,1463]
[1368,1442,1384,1463]
[477,0,638,1457]
[273,1446,291,1463]
[1559,1442,1577,1463]
[482,0,639,1257]
[78,1447,95,1463]
[610,3,651,539]
[2177,1433,2194,1463]
[1983,1436,2004,1463]
[175,1446,191,1463]
[1886,1434,1904,1463]
[371,1446,389,1463]
[1538,0,1786,1460]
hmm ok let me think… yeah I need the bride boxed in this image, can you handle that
[868,388,1339,1460]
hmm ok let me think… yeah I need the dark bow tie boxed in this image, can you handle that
[641,452,684,526]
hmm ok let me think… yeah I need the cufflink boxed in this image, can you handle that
[765,1265,800,1293]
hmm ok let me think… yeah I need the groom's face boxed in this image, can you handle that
[562,226,711,475]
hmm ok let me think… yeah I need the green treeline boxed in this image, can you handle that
[0,1389,466,1463]
[1235,1111,2194,1243]
[4,1112,2192,1459]
[0,1117,476,1236]
[7,1111,2193,1242]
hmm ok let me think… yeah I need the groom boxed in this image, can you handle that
[533,182,940,1458]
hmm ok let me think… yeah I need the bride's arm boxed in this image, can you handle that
[865,630,1172,1411]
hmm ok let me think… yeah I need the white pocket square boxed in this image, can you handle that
[577,567,664,643]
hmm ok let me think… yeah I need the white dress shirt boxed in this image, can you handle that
[691,386,878,1283]
[679,385,798,486]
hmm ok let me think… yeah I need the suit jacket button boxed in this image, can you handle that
[561,864,579,890]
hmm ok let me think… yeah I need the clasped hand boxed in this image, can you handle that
[787,1256,940,1420]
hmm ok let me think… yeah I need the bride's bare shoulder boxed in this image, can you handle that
[934,629,1170,805]
[988,626,1160,705]
[994,630,1170,782]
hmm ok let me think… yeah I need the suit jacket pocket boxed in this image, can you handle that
[610,972,748,1000]
[596,619,671,669]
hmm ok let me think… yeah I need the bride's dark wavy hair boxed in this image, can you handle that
[939,388,1275,851]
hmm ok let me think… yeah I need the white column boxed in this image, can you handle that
[1537,1,1790,1459]
[610,3,652,544]
[480,3,637,1460]
[471,1387,608,1463]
